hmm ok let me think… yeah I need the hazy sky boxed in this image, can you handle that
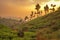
[0,0,60,19]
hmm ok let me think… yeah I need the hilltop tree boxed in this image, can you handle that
[51,4,56,12]
[44,5,49,14]
[29,11,34,20]
[24,16,28,21]
[35,4,41,17]
[30,11,34,19]
[35,4,40,12]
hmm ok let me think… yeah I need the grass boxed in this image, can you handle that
[19,9,60,40]
[0,9,60,40]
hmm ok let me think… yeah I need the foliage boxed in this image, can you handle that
[0,8,60,40]
[20,9,60,40]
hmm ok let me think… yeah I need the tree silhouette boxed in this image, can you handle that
[35,4,41,17]
[51,4,56,12]
[44,5,49,14]
[35,4,40,11]
[33,12,35,17]
[30,11,34,19]
[24,16,28,21]
[29,11,34,20]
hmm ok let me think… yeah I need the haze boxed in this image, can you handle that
[0,0,60,19]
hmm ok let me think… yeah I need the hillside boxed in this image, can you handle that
[0,9,60,40]
[20,9,60,29]
[19,9,60,40]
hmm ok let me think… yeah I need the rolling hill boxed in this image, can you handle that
[0,9,60,40]
[19,9,60,40]
[0,18,23,30]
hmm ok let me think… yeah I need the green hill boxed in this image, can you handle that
[20,9,60,30]
[19,9,60,40]
[0,24,18,40]
[0,9,60,40]
[0,24,36,40]
[0,18,22,29]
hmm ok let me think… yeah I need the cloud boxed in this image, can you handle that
[0,0,49,18]
[1,0,60,18]
[0,0,50,6]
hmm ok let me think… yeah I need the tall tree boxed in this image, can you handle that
[29,11,34,20]
[30,11,33,18]
[24,16,28,21]
[51,4,56,12]
[35,4,41,17]
[44,5,49,14]
[35,4,40,12]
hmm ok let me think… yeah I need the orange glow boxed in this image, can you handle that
[40,0,60,10]
[0,0,60,19]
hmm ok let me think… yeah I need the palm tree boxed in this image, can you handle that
[29,11,34,20]
[30,11,33,18]
[35,3,41,17]
[44,5,49,14]
[44,6,46,14]
[35,4,40,11]
[51,4,56,12]
[24,16,28,21]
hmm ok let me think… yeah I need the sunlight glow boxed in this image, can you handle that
[46,0,60,6]
[40,0,60,10]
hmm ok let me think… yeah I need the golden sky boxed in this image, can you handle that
[0,0,60,19]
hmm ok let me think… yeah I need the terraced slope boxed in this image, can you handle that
[20,9,60,40]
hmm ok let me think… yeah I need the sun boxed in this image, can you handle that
[45,0,60,8]
[47,0,56,5]
[40,0,60,10]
